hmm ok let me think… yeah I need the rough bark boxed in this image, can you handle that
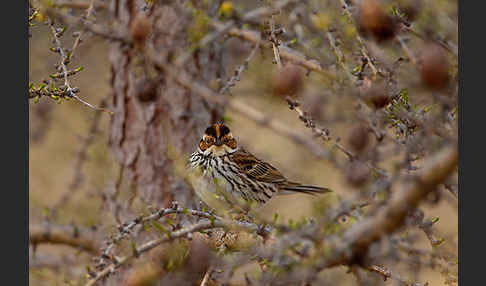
[109,0,223,209]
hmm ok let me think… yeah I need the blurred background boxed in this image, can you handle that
[30,0,457,285]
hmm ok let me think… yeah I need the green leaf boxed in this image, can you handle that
[152,221,166,233]
[221,115,232,124]
[273,213,279,224]
[143,222,151,232]
[131,242,138,257]
[434,238,445,246]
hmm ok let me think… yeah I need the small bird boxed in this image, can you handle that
[188,123,332,212]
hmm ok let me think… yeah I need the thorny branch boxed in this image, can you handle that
[285,97,389,177]
[46,19,111,113]
[315,145,457,270]
[70,0,96,62]
[86,222,218,285]
[326,29,357,84]
[87,205,267,286]
[219,40,261,95]
[210,20,336,80]
[368,264,428,286]
[95,204,264,271]
[175,0,297,67]
[270,15,283,69]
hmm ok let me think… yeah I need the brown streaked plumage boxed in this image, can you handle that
[188,123,332,210]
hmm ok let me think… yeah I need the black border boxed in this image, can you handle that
[3,0,28,284]
[460,0,485,285]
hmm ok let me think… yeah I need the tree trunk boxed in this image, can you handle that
[106,0,225,284]
[109,0,223,209]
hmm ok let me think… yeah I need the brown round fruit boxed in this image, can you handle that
[273,64,304,97]
[130,14,151,48]
[346,161,370,187]
[348,124,370,153]
[135,77,158,102]
[357,0,398,42]
[360,80,391,109]
[419,43,450,90]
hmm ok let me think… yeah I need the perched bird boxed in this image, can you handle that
[188,123,332,213]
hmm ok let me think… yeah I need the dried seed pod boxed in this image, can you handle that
[303,92,327,122]
[348,124,370,153]
[360,80,391,109]
[419,43,450,90]
[135,77,158,102]
[130,14,151,48]
[346,161,370,187]
[357,0,398,42]
[273,64,304,97]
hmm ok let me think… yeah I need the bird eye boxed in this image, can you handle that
[205,138,212,144]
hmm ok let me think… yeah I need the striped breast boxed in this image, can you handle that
[188,152,278,208]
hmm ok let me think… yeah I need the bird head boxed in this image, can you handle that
[198,123,238,156]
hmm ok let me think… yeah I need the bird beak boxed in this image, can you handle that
[215,138,223,146]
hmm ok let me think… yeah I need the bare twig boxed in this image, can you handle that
[210,20,336,79]
[338,0,379,78]
[70,0,96,63]
[46,18,113,114]
[30,223,99,254]
[53,98,107,210]
[418,217,445,247]
[368,264,428,286]
[402,25,458,57]
[45,8,131,45]
[29,253,76,270]
[270,15,283,69]
[219,40,260,95]
[325,30,357,84]
[286,97,389,177]
[200,267,213,286]
[176,0,296,67]
[396,35,417,65]
[443,183,458,199]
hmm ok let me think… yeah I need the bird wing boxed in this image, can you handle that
[230,148,332,195]
[229,148,287,184]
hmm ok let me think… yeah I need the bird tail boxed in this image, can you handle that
[281,182,332,196]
